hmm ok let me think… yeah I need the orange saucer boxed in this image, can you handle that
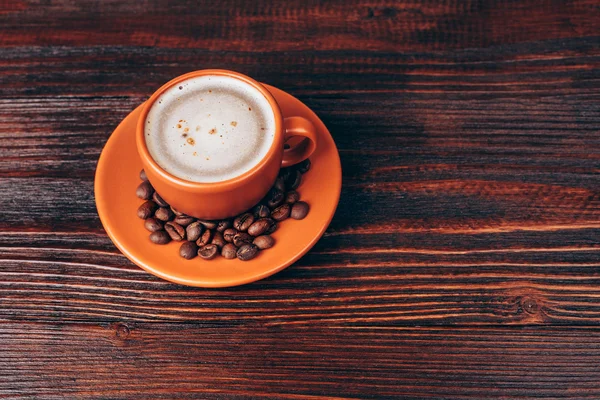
[95,84,342,287]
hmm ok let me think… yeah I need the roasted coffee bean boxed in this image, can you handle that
[297,159,311,174]
[221,243,238,259]
[136,181,154,200]
[265,221,278,234]
[233,213,254,231]
[286,170,302,190]
[198,244,219,260]
[254,204,271,218]
[266,218,277,232]
[197,220,218,230]
[179,241,198,260]
[233,232,253,247]
[253,235,274,250]
[265,189,284,208]
[152,192,169,207]
[279,167,293,182]
[285,190,299,204]
[274,176,286,192]
[144,217,163,232]
[271,203,291,222]
[237,244,259,261]
[211,231,226,248]
[140,169,148,181]
[137,201,158,219]
[247,218,274,236]
[170,206,186,217]
[155,207,174,222]
[196,229,213,247]
[186,221,204,242]
[174,215,195,226]
[165,221,185,241]
[223,228,237,242]
[149,230,170,244]
[291,201,309,219]
[216,220,232,232]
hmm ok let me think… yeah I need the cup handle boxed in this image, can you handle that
[281,116,318,168]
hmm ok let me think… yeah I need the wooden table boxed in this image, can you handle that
[2,1,600,398]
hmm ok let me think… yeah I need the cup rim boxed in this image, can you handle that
[136,69,283,192]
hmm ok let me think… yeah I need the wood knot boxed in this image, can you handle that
[115,323,131,338]
[521,297,538,314]
[366,7,398,19]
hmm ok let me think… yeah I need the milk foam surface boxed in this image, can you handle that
[145,75,276,183]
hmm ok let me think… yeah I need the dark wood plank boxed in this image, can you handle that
[2,322,600,399]
[2,43,600,177]
[0,231,598,323]
[2,0,599,50]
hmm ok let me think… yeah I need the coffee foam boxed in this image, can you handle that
[144,75,276,183]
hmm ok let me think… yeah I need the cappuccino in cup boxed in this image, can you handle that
[144,75,276,183]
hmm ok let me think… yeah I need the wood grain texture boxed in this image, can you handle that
[1,231,600,324]
[1,0,599,50]
[1,0,600,397]
[3,323,600,399]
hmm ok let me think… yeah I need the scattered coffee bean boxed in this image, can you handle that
[266,189,284,208]
[179,241,198,260]
[137,201,158,219]
[198,244,219,260]
[233,213,254,231]
[286,170,302,190]
[271,203,291,222]
[254,204,271,218]
[174,215,195,226]
[165,221,185,241]
[291,201,309,219]
[237,244,259,261]
[170,206,186,217]
[279,167,293,182]
[233,232,253,247]
[211,231,226,248]
[136,181,154,200]
[247,218,275,236]
[152,192,169,207]
[216,220,232,232]
[265,221,278,234]
[274,176,286,192]
[196,229,213,247]
[285,190,299,204]
[253,235,274,250]
[223,228,237,243]
[149,230,170,244]
[186,221,204,242]
[138,162,311,259]
[297,159,311,173]
[197,220,218,230]
[144,217,163,232]
[155,207,174,222]
[221,243,237,259]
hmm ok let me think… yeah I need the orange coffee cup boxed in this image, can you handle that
[136,70,317,220]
